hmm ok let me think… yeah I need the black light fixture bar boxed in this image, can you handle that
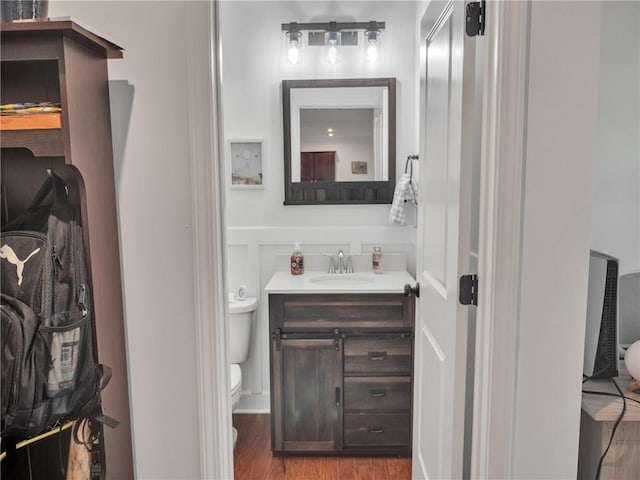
[281,21,385,32]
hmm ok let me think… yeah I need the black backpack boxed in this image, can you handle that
[1,173,115,442]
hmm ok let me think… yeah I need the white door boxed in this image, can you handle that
[412,1,477,478]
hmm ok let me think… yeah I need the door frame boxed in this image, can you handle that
[470,1,529,478]
[192,1,531,479]
[188,1,234,479]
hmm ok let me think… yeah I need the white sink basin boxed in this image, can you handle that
[306,274,375,286]
[264,270,416,294]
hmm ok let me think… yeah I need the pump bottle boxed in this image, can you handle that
[291,243,304,275]
[372,245,383,274]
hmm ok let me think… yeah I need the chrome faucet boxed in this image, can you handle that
[325,250,354,274]
[337,250,345,273]
[334,250,354,274]
[345,256,353,274]
[324,254,336,273]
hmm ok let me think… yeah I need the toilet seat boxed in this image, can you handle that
[230,364,242,407]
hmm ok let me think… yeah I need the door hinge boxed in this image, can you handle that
[459,274,479,306]
[466,1,486,37]
[333,328,341,350]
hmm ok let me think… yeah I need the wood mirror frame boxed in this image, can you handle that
[283,78,396,205]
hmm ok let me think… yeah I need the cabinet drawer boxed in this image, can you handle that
[344,376,411,411]
[270,294,415,331]
[344,413,411,447]
[344,336,412,375]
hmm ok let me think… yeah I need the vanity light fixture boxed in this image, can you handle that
[364,21,382,63]
[326,24,341,64]
[285,23,303,64]
[281,20,385,64]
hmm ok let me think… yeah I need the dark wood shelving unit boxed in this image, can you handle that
[1,20,133,479]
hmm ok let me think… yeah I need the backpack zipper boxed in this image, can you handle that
[52,247,63,278]
[71,218,89,318]
[78,284,88,317]
[50,247,62,326]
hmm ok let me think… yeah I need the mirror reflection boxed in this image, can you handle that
[300,108,374,182]
[291,88,389,183]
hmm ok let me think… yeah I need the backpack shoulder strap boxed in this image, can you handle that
[28,173,68,210]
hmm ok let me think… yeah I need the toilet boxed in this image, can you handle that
[228,296,257,447]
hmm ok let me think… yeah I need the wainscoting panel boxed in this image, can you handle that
[227,226,416,412]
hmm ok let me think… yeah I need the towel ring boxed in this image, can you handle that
[404,154,419,183]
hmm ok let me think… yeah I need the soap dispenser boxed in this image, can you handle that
[291,243,304,275]
[372,245,383,274]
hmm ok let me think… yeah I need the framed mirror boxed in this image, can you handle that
[283,78,396,205]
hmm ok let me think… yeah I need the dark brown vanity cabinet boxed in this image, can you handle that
[269,293,415,456]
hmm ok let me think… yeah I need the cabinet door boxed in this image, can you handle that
[271,337,342,452]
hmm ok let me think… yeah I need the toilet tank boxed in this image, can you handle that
[228,297,256,364]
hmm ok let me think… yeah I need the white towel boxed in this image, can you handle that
[388,173,418,225]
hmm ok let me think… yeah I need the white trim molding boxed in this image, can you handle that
[188,1,233,479]
[472,1,529,478]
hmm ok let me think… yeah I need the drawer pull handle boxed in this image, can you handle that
[368,426,385,434]
[368,351,387,361]
[369,389,386,397]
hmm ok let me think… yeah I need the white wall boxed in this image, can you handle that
[49,2,213,478]
[220,1,418,411]
[513,2,603,478]
[590,1,640,275]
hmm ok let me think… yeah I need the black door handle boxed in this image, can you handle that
[404,283,420,298]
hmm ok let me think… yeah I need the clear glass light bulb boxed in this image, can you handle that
[288,42,300,64]
[364,29,380,63]
[366,41,378,63]
[327,43,338,64]
[286,31,302,65]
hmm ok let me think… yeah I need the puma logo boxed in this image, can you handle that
[0,244,41,286]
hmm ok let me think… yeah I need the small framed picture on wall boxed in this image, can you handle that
[228,140,265,187]
[351,161,367,175]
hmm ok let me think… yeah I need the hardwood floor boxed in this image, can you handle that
[232,414,412,480]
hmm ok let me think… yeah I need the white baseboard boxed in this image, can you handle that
[234,393,271,414]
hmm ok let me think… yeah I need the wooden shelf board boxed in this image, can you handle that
[1,113,62,130]
[0,128,65,157]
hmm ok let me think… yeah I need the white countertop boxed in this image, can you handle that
[264,270,416,294]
